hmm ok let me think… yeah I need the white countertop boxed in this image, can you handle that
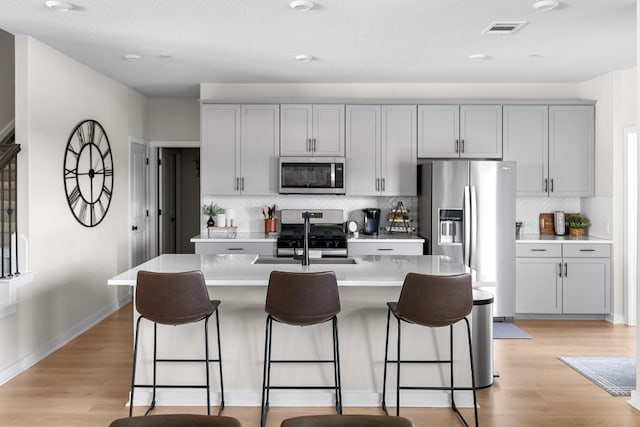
[191,232,278,243]
[108,254,467,287]
[517,233,613,244]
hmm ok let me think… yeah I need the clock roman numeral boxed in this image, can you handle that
[64,167,78,178]
[78,199,88,223]
[90,204,96,226]
[102,185,112,200]
[68,185,81,209]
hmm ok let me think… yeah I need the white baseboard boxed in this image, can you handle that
[130,389,477,408]
[628,390,640,411]
[0,294,132,385]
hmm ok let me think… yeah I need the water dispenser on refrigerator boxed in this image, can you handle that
[438,209,463,245]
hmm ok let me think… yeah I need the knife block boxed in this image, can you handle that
[539,213,555,235]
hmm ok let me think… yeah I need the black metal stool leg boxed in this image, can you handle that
[129,315,143,417]
[144,322,158,416]
[332,316,343,414]
[204,316,211,416]
[260,315,273,427]
[464,317,479,427]
[214,309,225,412]
[381,308,391,415]
[395,315,401,417]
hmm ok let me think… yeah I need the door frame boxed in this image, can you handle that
[624,126,637,326]
[149,140,200,257]
[128,137,150,268]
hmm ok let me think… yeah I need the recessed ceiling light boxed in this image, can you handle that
[158,54,171,59]
[533,0,560,12]
[529,53,543,59]
[295,54,317,62]
[45,1,73,11]
[468,53,490,61]
[289,0,314,11]
[122,54,142,62]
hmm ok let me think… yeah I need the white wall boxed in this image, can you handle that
[0,29,14,132]
[200,82,582,102]
[580,68,637,324]
[0,36,146,382]
[147,98,199,141]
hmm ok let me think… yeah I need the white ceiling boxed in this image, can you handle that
[0,0,636,98]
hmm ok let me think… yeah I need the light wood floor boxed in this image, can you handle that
[1,303,638,426]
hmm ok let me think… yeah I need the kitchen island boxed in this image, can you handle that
[109,254,479,409]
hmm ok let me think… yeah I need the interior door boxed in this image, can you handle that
[130,142,149,267]
[159,148,177,254]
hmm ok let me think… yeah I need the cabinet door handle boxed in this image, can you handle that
[382,178,386,192]
[313,138,317,152]
[377,248,394,251]
[241,177,245,191]
[132,225,138,231]
[558,263,562,278]
[376,178,380,191]
[550,179,554,192]
[564,262,568,277]
[579,249,596,252]
[455,140,459,153]
[544,178,548,193]
[227,248,244,251]
[531,249,547,252]
[461,139,465,153]
[235,177,239,191]
[307,138,311,152]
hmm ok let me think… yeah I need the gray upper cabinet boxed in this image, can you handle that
[201,104,279,195]
[549,105,595,197]
[280,104,345,156]
[418,104,502,159]
[503,105,549,196]
[504,104,594,197]
[346,105,416,196]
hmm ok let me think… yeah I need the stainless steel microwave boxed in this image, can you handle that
[279,157,346,195]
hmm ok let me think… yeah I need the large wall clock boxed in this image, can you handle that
[63,119,113,227]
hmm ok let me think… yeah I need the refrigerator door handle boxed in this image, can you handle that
[463,186,471,267]
[470,185,477,269]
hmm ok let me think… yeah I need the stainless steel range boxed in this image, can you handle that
[277,209,347,258]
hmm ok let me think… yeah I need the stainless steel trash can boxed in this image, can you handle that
[472,290,494,388]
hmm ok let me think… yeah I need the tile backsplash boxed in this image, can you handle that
[516,197,581,234]
[202,195,418,233]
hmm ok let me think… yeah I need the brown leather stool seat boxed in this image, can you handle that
[382,272,478,427]
[110,414,241,427]
[261,271,342,427]
[281,414,413,427]
[129,270,225,417]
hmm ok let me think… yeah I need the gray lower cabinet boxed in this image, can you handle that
[194,241,275,256]
[348,240,423,256]
[516,243,611,315]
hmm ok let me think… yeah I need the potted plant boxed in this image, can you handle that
[566,213,589,237]
[202,202,223,227]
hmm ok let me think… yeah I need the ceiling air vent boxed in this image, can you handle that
[482,21,528,35]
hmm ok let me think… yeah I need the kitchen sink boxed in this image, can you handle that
[253,256,357,265]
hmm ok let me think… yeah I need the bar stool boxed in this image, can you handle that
[129,270,224,416]
[110,414,241,427]
[261,271,342,427]
[382,272,478,427]
[281,415,414,427]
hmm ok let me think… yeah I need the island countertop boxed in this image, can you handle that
[108,254,467,287]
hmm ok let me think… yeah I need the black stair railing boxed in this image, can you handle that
[0,142,20,279]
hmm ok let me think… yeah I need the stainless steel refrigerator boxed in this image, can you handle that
[417,160,516,318]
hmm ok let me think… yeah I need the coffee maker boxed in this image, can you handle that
[361,208,381,235]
